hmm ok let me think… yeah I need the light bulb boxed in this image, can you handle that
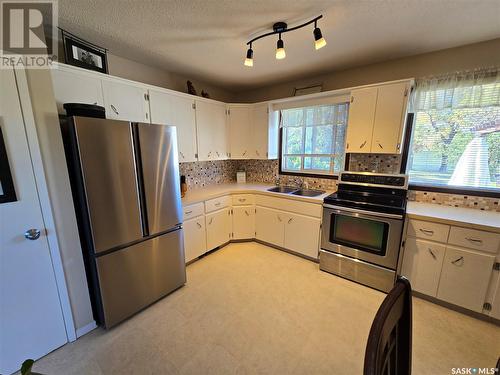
[313,27,327,50]
[244,47,254,67]
[276,38,286,60]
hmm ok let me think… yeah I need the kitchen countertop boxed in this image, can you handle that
[406,201,500,233]
[181,183,333,206]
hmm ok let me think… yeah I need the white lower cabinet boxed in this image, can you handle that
[183,217,207,262]
[206,208,232,250]
[436,246,495,313]
[255,206,285,247]
[232,206,255,240]
[284,213,320,259]
[401,238,445,296]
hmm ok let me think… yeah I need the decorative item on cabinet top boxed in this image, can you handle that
[60,28,108,74]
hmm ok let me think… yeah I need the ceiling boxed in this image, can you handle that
[56,0,500,91]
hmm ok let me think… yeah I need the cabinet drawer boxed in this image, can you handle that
[407,219,450,243]
[232,194,255,206]
[183,203,204,220]
[205,195,231,213]
[448,226,500,254]
[437,246,495,312]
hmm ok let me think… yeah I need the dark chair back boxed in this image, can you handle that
[364,276,412,375]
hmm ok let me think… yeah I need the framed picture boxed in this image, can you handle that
[0,127,17,204]
[62,30,108,74]
[293,84,323,96]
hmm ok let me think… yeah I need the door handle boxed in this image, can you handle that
[428,248,437,260]
[110,104,119,115]
[24,228,41,240]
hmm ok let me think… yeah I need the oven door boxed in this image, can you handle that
[321,204,403,269]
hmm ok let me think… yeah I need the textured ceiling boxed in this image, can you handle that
[56,0,500,91]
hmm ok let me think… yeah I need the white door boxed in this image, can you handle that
[183,217,207,262]
[206,208,231,250]
[283,213,320,259]
[228,105,252,159]
[51,68,104,114]
[437,246,495,312]
[255,206,284,247]
[1,69,67,375]
[149,90,198,162]
[252,103,269,159]
[371,82,409,154]
[232,206,255,239]
[345,87,377,153]
[400,238,446,296]
[196,100,228,161]
[102,79,149,122]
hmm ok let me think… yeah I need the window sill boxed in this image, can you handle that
[409,184,500,198]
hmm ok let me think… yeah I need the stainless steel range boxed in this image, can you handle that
[320,171,409,292]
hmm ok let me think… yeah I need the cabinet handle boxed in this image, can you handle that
[451,256,464,265]
[359,140,367,149]
[185,210,193,215]
[208,217,213,225]
[216,151,220,157]
[245,210,250,216]
[288,218,293,224]
[255,150,260,156]
[110,104,119,115]
[466,237,483,244]
[238,198,246,202]
[350,96,354,103]
[196,222,202,228]
[428,248,437,260]
[93,102,97,105]
[419,228,434,235]
[277,215,282,222]
[180,151,185,159]
[242,150,247,156]
[215,202,221,206]
[396,143,401,150]
[378,142,383,149]
[346,143,349,150]
[207,151,212,157]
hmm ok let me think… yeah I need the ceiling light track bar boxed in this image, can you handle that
[246,15,323,46]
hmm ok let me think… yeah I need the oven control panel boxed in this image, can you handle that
[339,172,408,188]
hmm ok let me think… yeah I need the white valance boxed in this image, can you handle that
[412,68,500,111]
[272,94,350,111]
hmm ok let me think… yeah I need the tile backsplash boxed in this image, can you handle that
[180,156,499,211]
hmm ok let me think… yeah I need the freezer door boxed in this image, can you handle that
[74,117,143,253]
[137,123,182,234]
[96,229,186,327]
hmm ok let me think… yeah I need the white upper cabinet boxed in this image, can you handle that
[51,68,104,114]
[346,81,410,154]
[252,103,271,159]
[149,89,198,162]
[371,82,409,154]
[101,79,149,123]
[196,100,228,161]
[228,105,253,159]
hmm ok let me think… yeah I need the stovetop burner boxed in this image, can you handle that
[323,172,409,216]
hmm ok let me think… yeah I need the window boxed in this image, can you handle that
[280,103,349,176]
[407,70,500,193]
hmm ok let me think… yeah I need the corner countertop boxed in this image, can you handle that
[181,183,333,206]
[406,201,500,233]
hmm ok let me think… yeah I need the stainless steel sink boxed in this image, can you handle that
[267,186,299,194]
[291,189,325,197]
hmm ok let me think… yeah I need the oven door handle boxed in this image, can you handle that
[323,204,403,220]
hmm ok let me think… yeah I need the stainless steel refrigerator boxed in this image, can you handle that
[61,116,186,328]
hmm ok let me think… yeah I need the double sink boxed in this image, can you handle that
[267,186,325,197]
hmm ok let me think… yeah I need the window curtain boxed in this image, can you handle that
[411,67,500,111]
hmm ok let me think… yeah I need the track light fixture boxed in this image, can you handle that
[243,15,326,67]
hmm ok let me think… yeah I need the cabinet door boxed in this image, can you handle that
[206,208,232,250]
[283,213,320,259]
[371,82,409,154]
[490,278,500,320]
[228,105,253,159]
[183,217,207,262]
[196,100,228,161]
[149,90,197,162]
[437,246,495,312]
[232,206,255,240]
[252,103,269,159]
[400,238,445,296]
[102,79,149,122]
[345,87,377,153]
[255,206,284,247]
[51,68,104,114]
